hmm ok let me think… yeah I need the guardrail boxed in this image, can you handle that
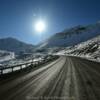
[0,60,41,75]
[0,56,59,75]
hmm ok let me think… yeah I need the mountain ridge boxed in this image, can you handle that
[38,22,100,49]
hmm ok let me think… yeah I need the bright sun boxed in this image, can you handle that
[34,20,46,33]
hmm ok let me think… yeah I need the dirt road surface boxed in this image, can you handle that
[0,56,100,100]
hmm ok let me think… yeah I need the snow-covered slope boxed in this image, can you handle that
[0,50,15,62]
[38,22,100,48]
[56,35,100,62]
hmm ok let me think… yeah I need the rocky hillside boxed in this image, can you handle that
[56,35,100,62]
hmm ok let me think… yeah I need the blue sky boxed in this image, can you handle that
[0,0,100,45]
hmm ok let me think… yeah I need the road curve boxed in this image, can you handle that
[0,56,100,100]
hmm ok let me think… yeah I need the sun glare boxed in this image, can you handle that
[34,20,46,33]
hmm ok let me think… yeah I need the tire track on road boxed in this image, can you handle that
[77,60,100,100]
[73,58,98,100]
[1,57,66,100]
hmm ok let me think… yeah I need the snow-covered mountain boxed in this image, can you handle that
[56,35,100,62]
[38,22,100,49]
[0,37,35,54]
